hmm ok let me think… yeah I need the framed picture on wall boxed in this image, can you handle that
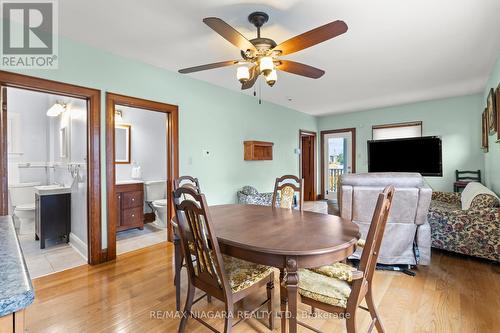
[482,110,488,152]
[497,83,500,142]
[486,87,496,135]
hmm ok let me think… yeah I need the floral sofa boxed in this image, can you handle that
[428,183,500,262]
[236,186,274,206]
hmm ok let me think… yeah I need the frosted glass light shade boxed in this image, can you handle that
[46,103,65,117]
[259,56,273,75]
[265,69,277,87]
[236,66,250,83]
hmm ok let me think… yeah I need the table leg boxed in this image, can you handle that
[279,269,287,333]
[286,257,299,333]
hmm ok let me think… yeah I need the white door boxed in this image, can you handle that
[323,131,354,201]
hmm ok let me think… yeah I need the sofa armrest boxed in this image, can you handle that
[432,191,461,205]
[469,194,500,210]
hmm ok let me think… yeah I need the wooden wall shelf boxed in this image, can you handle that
[244,141,274,161]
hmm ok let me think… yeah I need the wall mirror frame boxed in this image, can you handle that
[115,124,131,164]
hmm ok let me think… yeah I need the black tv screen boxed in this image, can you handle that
[368,136,442,176]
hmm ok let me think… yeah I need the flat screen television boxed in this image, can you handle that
[367,136,442,176]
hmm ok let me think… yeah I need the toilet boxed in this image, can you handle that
[8,182,40,233]
[144,180,167,229]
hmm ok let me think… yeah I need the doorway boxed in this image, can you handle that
[320,128,356,201]
[299,130,316,201]
[0,71,102,265]
[105,93,178,261]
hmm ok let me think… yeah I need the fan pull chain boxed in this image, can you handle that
[259,78,262,105]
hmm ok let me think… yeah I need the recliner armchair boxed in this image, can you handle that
[338,172,432,265]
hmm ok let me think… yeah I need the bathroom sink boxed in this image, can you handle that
[34,185,71,196]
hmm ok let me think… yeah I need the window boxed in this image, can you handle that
[372,121,422,140]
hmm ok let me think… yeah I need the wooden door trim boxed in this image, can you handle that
[320,128,356,200]
[105,92,179,261]
[299,130,317,201]
[0,70,103,264]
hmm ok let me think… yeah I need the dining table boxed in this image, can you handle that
[209,204,360,333]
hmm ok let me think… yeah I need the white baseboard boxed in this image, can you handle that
[69,232,88,262]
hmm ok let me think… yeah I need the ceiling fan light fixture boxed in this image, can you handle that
[259,56,273,76]
[265,69,277,87]
[236,65,250,83]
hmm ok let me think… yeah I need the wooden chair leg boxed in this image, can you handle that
[173,239,183,311]
[223,303,233,333]
[178,282,195,333]
[346,308,357,333]
[311,306,316,315]
[365,288,385,333]
[267,277,275,330]
[207,295,212,303]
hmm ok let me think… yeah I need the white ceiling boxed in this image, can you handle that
[59,0,500,115]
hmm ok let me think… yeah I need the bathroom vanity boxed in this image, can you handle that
[34,185,71,249]
[115,181,144,232]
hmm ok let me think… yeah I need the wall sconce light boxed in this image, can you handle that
[46,101,67,117]
[115,110,123,122]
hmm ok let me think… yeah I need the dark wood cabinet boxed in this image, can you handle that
[243,141,273,160]
[115,182,144,232]
[35,193,71,249]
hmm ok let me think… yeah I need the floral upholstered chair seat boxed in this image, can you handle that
[295,262,367,308]
[223,255,274,292]
[297,268,353,308]
[309,262,359,282]
[428,188,500,262]
[191,246,274,293]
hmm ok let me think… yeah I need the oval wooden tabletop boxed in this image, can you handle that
[210,204,360,256]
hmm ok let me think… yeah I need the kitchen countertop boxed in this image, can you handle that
[0,216,35,317]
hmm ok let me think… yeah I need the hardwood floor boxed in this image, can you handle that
[26,239,499,333]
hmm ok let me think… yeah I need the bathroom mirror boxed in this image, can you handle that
[115,124,131,164]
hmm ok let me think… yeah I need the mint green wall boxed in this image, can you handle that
[8,37,316,247]
[482,55,500,194]
[316,95,484,192]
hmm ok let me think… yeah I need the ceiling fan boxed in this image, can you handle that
[178,12,348,90]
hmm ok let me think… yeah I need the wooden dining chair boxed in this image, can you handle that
[271,175,304,211]
[173,186,275,333]
[172,176,210,311]
[286,185,395,333]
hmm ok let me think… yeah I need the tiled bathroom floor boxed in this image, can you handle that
[116,223,167,255]
[17,220,87,279]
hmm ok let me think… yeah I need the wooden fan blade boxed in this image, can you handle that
[178,60,239,74]
[273,20,348,56]
[203,17,256,51]
[277,60,325,79]
[241,65,259,90]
